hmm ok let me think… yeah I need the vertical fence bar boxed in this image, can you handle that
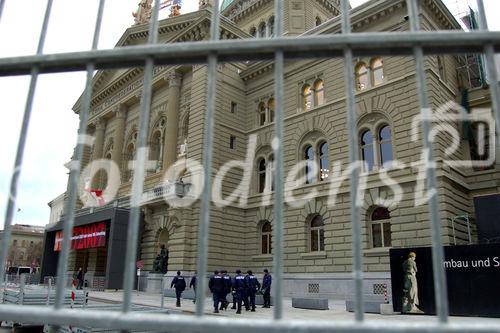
[0,0,5,23]
[0,0,53,293]
[54,0,106,312]
[476,0,500,150]
[340,0,364,322]
[195,0,220,317]
[272,0,284,322]
[406,0,449,322]
[122,0,161,313]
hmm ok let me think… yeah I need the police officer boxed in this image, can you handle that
[261,269,272,308]
[232,269,246,314]
[220,270,231,310]
[244,270,260,312]
[170,271,186,307]
[189,271,197,304]
[208,270,225,313]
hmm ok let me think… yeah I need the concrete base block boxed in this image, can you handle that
[146,273,165,293]
[346,300,385,313]
[380,303,398,315]
[292,298,329,310]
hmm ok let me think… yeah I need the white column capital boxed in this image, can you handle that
[166,71,182,87]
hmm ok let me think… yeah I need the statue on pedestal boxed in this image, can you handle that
[402,251,424,313]
[152,244,169,274]
[132,0,153,25]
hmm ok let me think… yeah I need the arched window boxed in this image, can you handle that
[268,98,275,123]
[356,63,369,91]
[258,102,266,126]
[268,154,275,191]
[318,142,329,181]
[123,132,137,182]
[371,58,384,86]
[314,79,324,106]
[302,84,313,111]
[360,130,374,171]
[304,145,315,184]
[250,27,257,38]
[315,16,322,26]
[268,16,275,36]
[150,131,163,170]
[150,118,165,172]
[261,221,272,254]
[104,141,113,160]
[378,125,393,168]
[258,22,266,38]
[258,158,266,193]
[310,215,325,252]
[370,207,391,248]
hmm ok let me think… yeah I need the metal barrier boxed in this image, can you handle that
[0,0,500,332]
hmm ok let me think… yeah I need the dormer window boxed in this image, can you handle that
[258,22,266,38]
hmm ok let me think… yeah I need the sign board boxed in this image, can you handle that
[136,260,144,269]
[137,269,141,277]
[54,221,107,251]
[390,243,500,317]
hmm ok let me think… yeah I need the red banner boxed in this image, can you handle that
[54,222,107,251]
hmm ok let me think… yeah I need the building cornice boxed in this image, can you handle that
[74,10,249,116]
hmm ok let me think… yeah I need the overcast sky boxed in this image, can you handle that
[0,0,498,229]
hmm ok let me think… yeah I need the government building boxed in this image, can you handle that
[41,0,499,299]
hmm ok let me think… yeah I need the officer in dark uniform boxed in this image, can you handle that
[261,269,272,308]
[244,270,260,312]
[232,269,246,314]
[220,270,231,310]
[208,270,225,313]
[189,272,197,304]
[170,271,186,307]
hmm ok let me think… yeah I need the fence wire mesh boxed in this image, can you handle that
[1,0,500,332]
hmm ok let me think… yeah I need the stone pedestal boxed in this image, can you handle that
[146,273,166,293]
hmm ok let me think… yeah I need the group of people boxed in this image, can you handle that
[171,269,272,314]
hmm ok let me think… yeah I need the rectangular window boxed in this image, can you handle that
[311,230,318,252]
[372,223,382,248]
[230,101,237,113]
[383,222,392,247]
[229,136,236,149]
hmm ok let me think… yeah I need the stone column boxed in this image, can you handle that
[111,105,127,174]
[92,118,106,161]
[162,71,182,178]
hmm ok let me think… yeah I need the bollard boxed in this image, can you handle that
[47,278,52,305]
[19,274,26,305]
[160,276,164,308]
[137,268,141,296]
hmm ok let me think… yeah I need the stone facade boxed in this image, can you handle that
[63,0,499,298]
[0,224,44,268]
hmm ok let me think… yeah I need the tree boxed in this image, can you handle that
[27,241,43,267]
[7,242,18,268]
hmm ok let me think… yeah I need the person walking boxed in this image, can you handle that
[244,270,260,312]
[208,270,225,313]
[232,269,246,314]
[76,267,84,290]
[220,270,231,310]
[189,272,197,303]
[171,271,186,307]
[261,269,272,308]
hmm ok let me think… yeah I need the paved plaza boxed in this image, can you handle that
[88,290,500,324]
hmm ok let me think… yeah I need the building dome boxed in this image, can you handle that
[221,0,235,11]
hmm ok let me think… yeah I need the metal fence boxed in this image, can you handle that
[0,0,500,332]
